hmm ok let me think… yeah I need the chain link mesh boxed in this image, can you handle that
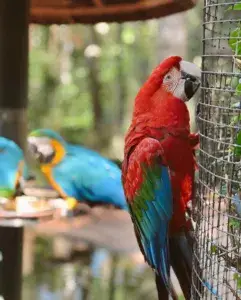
[191,1,241,299]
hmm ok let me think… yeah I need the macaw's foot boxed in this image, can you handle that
[68,202,90,218]
[66,197,78,210]
[189,133,200,149]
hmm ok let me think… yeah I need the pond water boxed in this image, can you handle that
[22,236,160,300]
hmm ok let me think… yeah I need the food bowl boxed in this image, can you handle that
[15,196,51,213]
[0,196,56,220]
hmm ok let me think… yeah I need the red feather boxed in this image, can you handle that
[122,138,164,202]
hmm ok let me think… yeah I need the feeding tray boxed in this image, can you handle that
[30,0,197,24]
[0,196,56,220]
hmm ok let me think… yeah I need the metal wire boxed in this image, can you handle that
[191,1,241,299]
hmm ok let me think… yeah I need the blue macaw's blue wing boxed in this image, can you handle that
[0,137,23,194]
[52,145,128,210]
[67,144,102,157]
[68,144,120,168]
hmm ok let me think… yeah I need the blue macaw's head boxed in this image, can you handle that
[30,129,66,145]
[27,128,67,166]
[0,137,23,196]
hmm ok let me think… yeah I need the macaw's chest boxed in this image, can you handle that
[160,135,195,174]
[159,136,195,234]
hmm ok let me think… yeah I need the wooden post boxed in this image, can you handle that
[22,228,35,277]
[0,3,29,299]
[0,0,30,150]
[0,221,24,300]
[52,236,72,261]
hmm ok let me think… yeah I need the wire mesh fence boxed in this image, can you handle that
[191,1,241,299]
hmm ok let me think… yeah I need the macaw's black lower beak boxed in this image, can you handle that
[181,71,200,100]
[184,76,200,100]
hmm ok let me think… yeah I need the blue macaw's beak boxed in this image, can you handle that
[27,138,55,164]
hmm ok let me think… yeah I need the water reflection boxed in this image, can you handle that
[22,236,158,300]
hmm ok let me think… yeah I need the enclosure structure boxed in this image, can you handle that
[0,1,198,300]
[192,1,241,299]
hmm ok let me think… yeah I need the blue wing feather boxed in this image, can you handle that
[0,137,23,194]
[52,144,128,210]
[129,153,172,290]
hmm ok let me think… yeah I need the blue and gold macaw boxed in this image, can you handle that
[0,137,24,198]
[27,129,128,210]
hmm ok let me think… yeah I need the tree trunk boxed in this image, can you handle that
[86,26,103,135]
[115,24,127,132]
[108,254,119,300]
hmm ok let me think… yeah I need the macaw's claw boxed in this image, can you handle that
[189,133,200,149]
[66,197,78,210]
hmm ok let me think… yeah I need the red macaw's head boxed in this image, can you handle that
[132,56,201,130]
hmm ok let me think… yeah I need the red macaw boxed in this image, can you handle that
[122,56,201,299]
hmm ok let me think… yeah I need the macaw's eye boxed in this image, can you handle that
[163,73,172,83]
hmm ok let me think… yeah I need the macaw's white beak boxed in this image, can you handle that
[180,60,201,100]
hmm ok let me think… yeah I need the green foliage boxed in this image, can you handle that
[0,188,14,198]
[233,131,241,158]
[228,24,241,159]
[28,23,159,151]
[227,4,241,11]
[228,19,241,96]
[229,217,241,230]
[229,28,241,55]
[210,244,218,254]
[229,112,241,159]
[231,77,240,89]
[230,114,240,125]
[235,83,241,96]
[234,273,241,289]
